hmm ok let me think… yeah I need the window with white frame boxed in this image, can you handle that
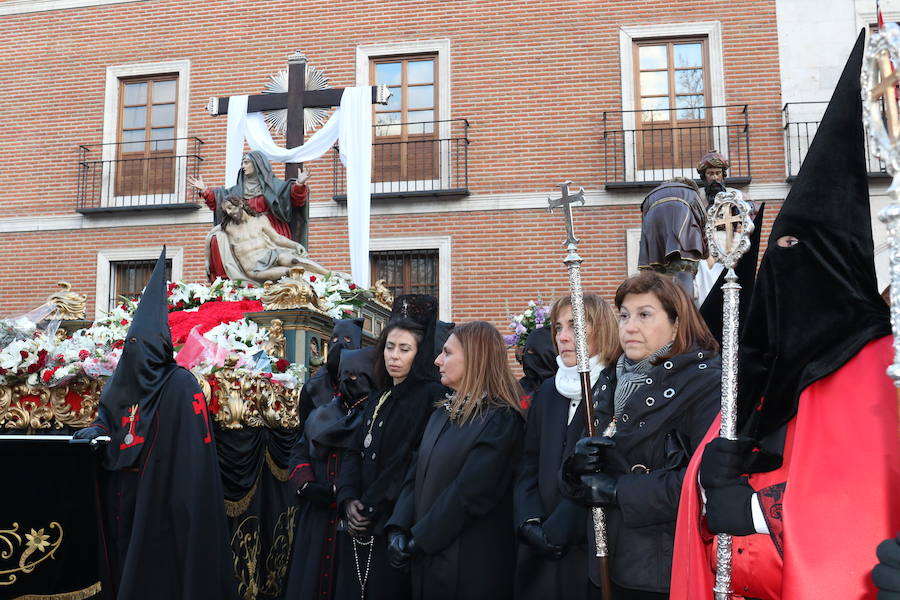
[94,247,183,317]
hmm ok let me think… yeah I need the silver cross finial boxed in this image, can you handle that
[547,181,586,248]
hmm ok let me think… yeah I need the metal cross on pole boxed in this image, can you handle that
[546,181,614,600]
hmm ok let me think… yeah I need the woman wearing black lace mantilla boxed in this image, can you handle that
[333,295,447,600]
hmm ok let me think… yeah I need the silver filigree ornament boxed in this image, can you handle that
[262,64,332,135]
[862,24,900,385]
[862,23,900,192]
[704,189,754,271]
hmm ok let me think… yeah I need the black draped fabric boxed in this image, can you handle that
[513,379,595,600]
[79,250,237,600]
[387,406,525,600]
[215,425,296,599]
[736,30,891,442]
[285,348,374,600]
[699,204,766,345]
[1,438,104,599]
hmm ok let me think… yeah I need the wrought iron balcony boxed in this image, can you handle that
[76,137,204,213]
[783,101,887,181]
[601,104,751,189]
[332,119,469,201]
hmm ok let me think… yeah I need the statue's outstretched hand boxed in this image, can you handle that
[187,175,205,191]
[296,165,311,186]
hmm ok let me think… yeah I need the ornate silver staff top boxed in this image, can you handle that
[862,23,900,384]
[705,188,754,600]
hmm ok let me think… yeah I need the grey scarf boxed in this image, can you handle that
[613,343,672,417]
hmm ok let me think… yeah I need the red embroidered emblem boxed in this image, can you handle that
[120,404,146,450]
[192,392,212,444]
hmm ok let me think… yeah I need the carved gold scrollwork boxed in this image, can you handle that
[0,522,64,586]
[45,282,87,321]
[0,380,101,433]
[261,268,324,312]
[208,359,301,430]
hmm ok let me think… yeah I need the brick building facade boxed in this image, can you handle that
[0,0,844,334]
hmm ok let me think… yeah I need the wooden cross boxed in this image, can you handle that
[207,50,390,247]
[871,50,900,142]
[547,181,586,248]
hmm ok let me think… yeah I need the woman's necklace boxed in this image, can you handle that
[363,390,392,449]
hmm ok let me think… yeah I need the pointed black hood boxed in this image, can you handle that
[326,318,364,384]
[101,248,180,469]
[700,204,766,345]
[737,30,890,442]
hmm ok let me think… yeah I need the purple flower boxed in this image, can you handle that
[504,334,519,347]
[515,323,527,335]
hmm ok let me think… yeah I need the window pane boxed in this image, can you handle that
[640,97,670,122]
[153,80,176,103]
[408,110,434,134]
[408,85,434,109]
[383,86,402,111]
[639,45,667,70]
[408,60,434,84]
[676,96,705,120]
[639,71,668,96]
[123,106,146,129]
[674,43,703,68]
[675,69,704,95]
[150,127,174,150]
[123,82,147,105]
[151,103,176,126]
[375,62,402,86]
[122,129,145,152]
[375,112,401,136]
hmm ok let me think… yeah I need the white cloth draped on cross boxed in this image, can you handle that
[223,86,372,288]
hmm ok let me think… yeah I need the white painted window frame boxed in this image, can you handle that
[619,22,725,182]
[356,40,452,192]
[369,236,452,321]
[94,246,183,319]
[101,60,191,208]
[625,227,642,277]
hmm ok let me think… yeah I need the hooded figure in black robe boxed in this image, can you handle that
[517,325,558,409]
[74,249,237,600]
[286,347,375,600]
[334,295,447,600]
[299,318,365,426]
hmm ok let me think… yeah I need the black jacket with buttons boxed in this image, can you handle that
[568,347,721,593]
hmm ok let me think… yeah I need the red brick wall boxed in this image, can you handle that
[0,0,784,340]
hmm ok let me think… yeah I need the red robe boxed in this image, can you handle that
[671,335,900,600]
[202,184,308,280]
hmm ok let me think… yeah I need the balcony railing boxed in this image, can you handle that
[332,119,469,200]
[77,137,204,213]
[601,104,751,189]
[783,101,887,180]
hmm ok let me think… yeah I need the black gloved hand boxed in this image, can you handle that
[699,437,756,489]
[72,426,103,441]
[387,529,413,569]
[518,521,565,559]
[704,482,756,536]
[562,436,616,481]
[872,534,900,598]
[298,482,335,507]
[562,472,618,507]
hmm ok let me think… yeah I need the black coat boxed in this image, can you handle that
[388,406,525,600]
[334,379,445,600]
[564,348,720,593]
[513,379,596,600]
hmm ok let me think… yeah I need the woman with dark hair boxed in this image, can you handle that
[385,321,525,600]
[513,293,619,600]
[334,298,447,600]
[560,272,721,599]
